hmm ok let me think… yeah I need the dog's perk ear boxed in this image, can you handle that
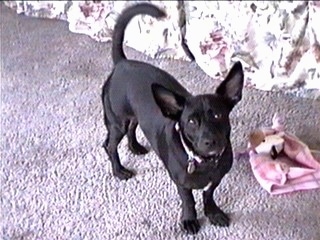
[152,83,185,120]
[216,61,244,107]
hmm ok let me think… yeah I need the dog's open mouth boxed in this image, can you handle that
[201,148,225,163]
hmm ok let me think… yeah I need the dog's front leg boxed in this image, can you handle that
[176,186,200,234]
[203,181,230,227]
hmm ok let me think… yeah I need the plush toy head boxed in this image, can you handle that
[249,129,284,159]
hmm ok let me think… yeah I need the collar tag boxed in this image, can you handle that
[187,160,196,174]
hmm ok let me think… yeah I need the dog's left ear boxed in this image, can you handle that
[152,83,185,121]
[216,61,244,107]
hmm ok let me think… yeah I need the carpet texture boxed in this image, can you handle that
[1,4,320,240]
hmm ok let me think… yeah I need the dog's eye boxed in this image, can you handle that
[188,118,197,125]
[208,109,222,120]
[214,113,222,119]
[188,119,195,124]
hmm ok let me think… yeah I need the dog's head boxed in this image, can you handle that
[152,61,244,162]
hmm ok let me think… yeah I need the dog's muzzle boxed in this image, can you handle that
[175,123,225,174]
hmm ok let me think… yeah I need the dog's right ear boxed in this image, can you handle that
[151,83,185,121]
[216,61,244,108]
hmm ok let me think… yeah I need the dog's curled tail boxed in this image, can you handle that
[112,3,167,65]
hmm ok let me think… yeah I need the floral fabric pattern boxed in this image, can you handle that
[4,1,320,93]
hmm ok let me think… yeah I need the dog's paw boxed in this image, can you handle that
[181,219,200,234]
[129,143,149,155]
[207,210,230,227]
[114,168,135,180]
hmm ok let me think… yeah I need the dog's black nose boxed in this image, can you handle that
[196,135,226,159]
[204,139,216,147]
[198,138,219,157]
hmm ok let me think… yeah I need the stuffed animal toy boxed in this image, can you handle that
[236,113,320,195]
[249,129,284,160]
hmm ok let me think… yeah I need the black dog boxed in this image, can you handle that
[102,3,244,234]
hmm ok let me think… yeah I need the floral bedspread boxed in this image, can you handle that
[4,1,320,93]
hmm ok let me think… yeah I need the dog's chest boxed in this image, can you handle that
[178,168,221,190]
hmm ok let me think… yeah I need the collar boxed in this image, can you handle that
[175,122,202,164]
[175,122,202,174]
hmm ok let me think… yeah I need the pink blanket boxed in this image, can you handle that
[246,114,320,195]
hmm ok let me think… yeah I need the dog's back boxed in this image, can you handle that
[103,4,189,142]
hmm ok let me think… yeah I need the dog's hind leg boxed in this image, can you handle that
[103,124,135,180]
[127,119,148,155]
